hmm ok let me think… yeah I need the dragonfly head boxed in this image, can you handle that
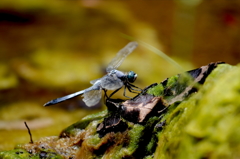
[127,71,137,83]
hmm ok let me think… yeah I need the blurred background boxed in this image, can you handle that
[1,0,240,150]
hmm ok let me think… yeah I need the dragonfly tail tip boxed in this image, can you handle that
[43,102,51,107]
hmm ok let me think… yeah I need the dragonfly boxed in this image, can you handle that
[44,41,142,107]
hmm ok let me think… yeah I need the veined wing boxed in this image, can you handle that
[44,81,101,106]
[100,74,123,90]
[82,89,102,106]
[106,41,138,73]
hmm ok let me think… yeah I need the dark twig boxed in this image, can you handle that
[24,121,33,144]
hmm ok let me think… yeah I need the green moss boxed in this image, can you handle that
[86,134,101,146]
[155,63,240,159]
[147,84,164,96]
[115,124,145,158]
[144,116,161,153]
[147,75,181,97]
[147,73,192,100]
[0,149,63,159]
[144,156,154,159]
[165,75,179,88]
[60,109,107,136]
[127,124,145,151]
[0,149,32,159]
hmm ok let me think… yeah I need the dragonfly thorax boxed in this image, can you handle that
[127,71,137,83]
[111,70,125,78]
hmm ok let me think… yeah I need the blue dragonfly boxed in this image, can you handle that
[44,42,141,107]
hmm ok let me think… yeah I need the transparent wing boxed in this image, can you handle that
[106,41,138,72]
[101,74,123,90]
[82,89,102,107]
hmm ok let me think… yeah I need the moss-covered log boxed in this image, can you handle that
[2,62,240,159]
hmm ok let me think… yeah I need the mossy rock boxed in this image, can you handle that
[1,63,240,159]
[156,63,240,159]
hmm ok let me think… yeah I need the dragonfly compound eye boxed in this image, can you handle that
[127,71,137,83]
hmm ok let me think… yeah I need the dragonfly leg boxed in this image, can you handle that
[127,87,139,94]
[123,86,133,98]
[126,82,142,93]
[103,89,109,101]
[127,83,142,91]
[109,87,122,98]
